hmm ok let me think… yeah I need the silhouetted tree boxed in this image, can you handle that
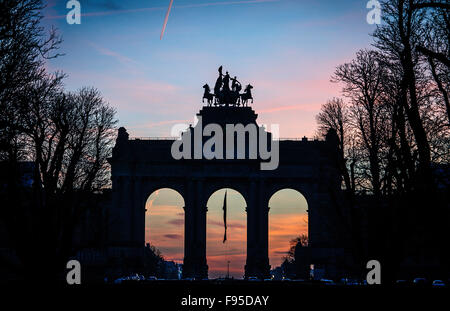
[422,6,450,125]
[0,0,62,163]
[286,234,308,260]
[0,0,118,280]
[143,244,164,277]
[21,85,117,272]
[316,98,356,195]
[332,49,389,197]
[373,0,438,189]
[316,0,450,281]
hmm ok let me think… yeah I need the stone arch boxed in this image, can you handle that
[264,181,315,206]
[144,188,186,264]
[141,182,186,208]
[108,105,342,279]
[205,187,248,279]
[203,181,250,208]
[267,188,309,270]
[145,187,186,212]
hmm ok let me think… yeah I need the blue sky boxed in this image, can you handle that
[43,0,375,138]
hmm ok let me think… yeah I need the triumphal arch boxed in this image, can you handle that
[108,68,346,279]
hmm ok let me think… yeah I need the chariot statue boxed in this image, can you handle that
[202,66,254,107]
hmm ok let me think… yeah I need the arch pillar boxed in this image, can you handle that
[245,179,270,279]
[183,179,208,279]
[132,176,144,248]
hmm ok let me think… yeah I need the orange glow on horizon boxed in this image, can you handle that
[146,188,307,278]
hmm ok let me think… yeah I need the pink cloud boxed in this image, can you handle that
[89,43,137,66]
[164,234,182,240]
[167,219,184,226]
[208,219,246,229]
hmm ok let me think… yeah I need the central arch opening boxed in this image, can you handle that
[145,188,185,267]
[206,188,247,279]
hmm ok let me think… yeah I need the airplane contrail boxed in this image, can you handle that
[160,0,174,40]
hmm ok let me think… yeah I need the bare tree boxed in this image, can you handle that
[316,98,356,195]
[0,0,62,162]
[422,7,450,125]
[0,1,118,279]
[286,234,308,260]
[373,0,435,188]
[332,49,388,197]
[18,84,117,269]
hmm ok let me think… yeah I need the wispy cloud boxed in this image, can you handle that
[89,42,137,66]
[208,219,245,229]
[164,234,183,240]
[167,219,184,226]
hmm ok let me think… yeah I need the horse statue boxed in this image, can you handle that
[240,84,253,106]
[202,84,214,106]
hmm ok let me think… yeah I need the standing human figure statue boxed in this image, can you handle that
[214,74,223,105]
[222,71,231,106]
[231,76,242,106]
[223,71,231,92]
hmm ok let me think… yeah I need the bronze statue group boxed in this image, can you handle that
[203,66,253,107]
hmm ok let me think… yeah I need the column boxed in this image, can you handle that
[245,179,270,279]
[183,180,195,278]
[121,177,132,245]
[257,179,270,279]
[183,179,208,279]
[245,179,258,278]
[195,179,208,279]
[132,176,144,247]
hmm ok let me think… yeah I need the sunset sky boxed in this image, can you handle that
[145,188,308,279]
[42,0,375,278]
[43,0,373,138]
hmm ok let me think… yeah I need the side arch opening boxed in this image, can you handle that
[145,188,185,278]
[268,188,308,280]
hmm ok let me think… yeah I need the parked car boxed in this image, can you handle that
[413,278,427,286]
[396,280,408,286]
[320,279,336,285]
[432,280,446,287]
[340,278,349,284]
[113,277,123,284]
[347,279,361,286]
